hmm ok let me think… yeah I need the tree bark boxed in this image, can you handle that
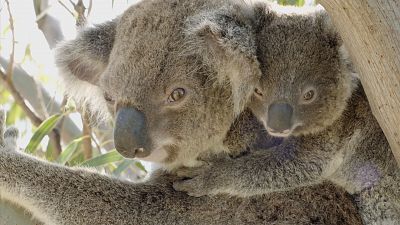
[318,0,400,166]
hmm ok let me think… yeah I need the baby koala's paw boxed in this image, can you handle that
[173,157,232,197]
[0,109,19,152]
[173,164,215,197]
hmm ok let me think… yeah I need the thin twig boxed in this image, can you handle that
[58,0,75,17]
[5,0,14,83]
[1,2,62,156]
[72,0,87,28]
[90,132,102,153]
[73,0,91,159]
[0,70,42,126]
[87,0,93,18]
[81,110,92,160]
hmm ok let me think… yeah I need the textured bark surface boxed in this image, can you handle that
[319,0,400,165]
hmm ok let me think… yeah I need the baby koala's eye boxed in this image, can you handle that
[167,88,186,103]
[303,90,315,101]
[104,92,115,104]
[301,88,317,103]
[254,88,264,97]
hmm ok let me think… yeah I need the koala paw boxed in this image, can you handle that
[173,163,220,197]
[0,109,19,152]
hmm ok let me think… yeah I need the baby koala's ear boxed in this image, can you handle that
[314,10,342,48]
[185,4,261,115]
[314,11,360,84]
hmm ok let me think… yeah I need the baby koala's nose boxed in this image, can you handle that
[267,102,294,134]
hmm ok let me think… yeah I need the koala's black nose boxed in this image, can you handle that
[114,107,151,158]
[267,102,293,133]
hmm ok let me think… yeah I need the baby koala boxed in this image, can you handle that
[174,7,400,225]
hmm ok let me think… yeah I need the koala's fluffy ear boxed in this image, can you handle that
[314,10,360,91]
[185,5,261,115]
[55,19,117,120]
[55,19,117,85]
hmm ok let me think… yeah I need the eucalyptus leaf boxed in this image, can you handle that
[78,150,123,167]
[25,114,63,154]
[112,159,132,176]
[57,136,89,165]
[135,161,147,173]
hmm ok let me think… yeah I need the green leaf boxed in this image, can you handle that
[1,24,10,36]
[135,161,147,173]
[25,114,63,154]
[45,140,55,161]
[297,0,305,6]
[0,90,11,104]
[57,136,89,165]
[6,103,23,125]
[112,159,132,176]
[78,149,123,167]
[68,152,85,166]
[277,0,286,5]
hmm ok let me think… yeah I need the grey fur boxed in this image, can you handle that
[174,4,400,225]
[1,1,363,224]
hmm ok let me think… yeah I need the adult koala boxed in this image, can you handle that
[0,0,362,224]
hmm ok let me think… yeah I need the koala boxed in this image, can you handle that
[0,0,363,224]
[173,4,400,225]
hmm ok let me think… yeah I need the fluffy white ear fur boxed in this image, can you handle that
[54,20,117,123]
[184,3,261,115]
[316,11,360,86]
[55,63,110,123]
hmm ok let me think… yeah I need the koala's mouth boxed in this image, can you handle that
[265,122,303,138]
[266,127,292,138]
[137,139,178,163]
[139,147,169,163]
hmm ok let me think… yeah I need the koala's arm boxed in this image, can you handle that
[0,147,166,224]
[174,136,339,197]
[0,113,184,225]
[0,131,355,225]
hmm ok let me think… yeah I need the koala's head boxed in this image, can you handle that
[55,0,260,170]
[249,9,356,137]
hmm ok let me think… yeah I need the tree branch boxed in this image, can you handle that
[1,1,62,156]
[318,0,400,165]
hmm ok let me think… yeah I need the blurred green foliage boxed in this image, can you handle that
[278,0,306,6]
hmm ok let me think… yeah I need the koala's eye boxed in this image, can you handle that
[302,89,316,103]
[167,88,186,103]
[254,88,263,97]
[104,92,115,104]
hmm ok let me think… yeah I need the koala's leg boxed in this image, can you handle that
[356,174,400,225]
